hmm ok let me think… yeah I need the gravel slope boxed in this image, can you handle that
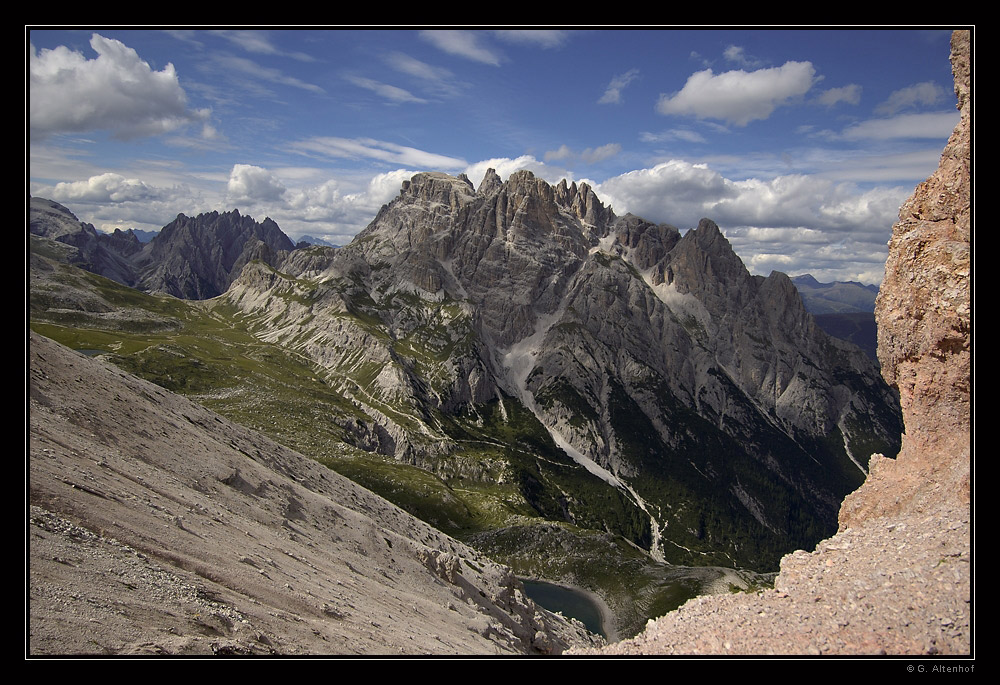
[27,332,602,656]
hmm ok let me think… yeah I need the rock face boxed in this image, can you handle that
[838,30,972,528]
[222,166,902,570]
[29,197,142,286]
[29,200,295,301]
[135,209,295,300]
[27,331,602,655]
[575,29,971,657]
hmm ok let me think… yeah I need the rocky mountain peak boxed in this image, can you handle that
[477,167,503,196]
[400,171,478,206]
[135,208,295,300]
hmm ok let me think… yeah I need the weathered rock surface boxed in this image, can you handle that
[29,197,142,286]
[27,331,602,655]
[29,200,294,301]
[135,209,295,300]
[573,29,972,657]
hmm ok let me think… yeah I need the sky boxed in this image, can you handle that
[27,28,965,285]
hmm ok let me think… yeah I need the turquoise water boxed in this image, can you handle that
[521,580,606,639]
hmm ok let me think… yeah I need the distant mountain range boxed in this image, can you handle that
[790,274,879,362]
[296,234,340,248]
[790,274,878,315]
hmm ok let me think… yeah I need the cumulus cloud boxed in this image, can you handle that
[29,33,209,140]
[875,81,946,115]
[657,61,817,126]
[580,143,621,163]
[281,169,415,229]
[50,172,165,203]
[731,225,891,285]
[288,136,467,170]
[598,68,640,105]
[817,84,862,107]
[420,30,502,66]
[594,159,908,235]
[227,164,287,204]
[462,156,573,190]
[593,159,907,282]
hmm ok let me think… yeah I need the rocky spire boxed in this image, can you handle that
[477,168,503,196]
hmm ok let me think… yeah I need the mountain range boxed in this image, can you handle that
[28,168,902,631]
[790,274,878,315]
[29,171,902,564]
[789,274,879,361]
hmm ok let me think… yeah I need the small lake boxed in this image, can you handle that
[521,579,607,639]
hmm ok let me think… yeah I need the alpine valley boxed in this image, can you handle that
[28,169,903,637]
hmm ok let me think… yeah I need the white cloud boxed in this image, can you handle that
[493,30,569,49]
[29,33,208,140]
[544,145,573,162]
[580,143,621,164]
[814,149,946,183]
[817,84,862,107]
[657,61,817,126]
[288,137,467,170]
[462,156,573,190]
[591,159,907,282]
[732,226,891,284]
[282,169,416,229]
[841,111,959,140]
[345,76,428,104]
[420,30,502,66]
[598,68,640,105]
[50,172,165,203]
[875,81,946,115]
[227,164,287,204]
[594,159,908,234]
[722,45,764,69]
[595,160,735,222]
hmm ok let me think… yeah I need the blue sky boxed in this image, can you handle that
[28,28,964,284]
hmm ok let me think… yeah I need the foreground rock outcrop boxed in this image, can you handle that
[27,331,601,655]
[573,29,972,657]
